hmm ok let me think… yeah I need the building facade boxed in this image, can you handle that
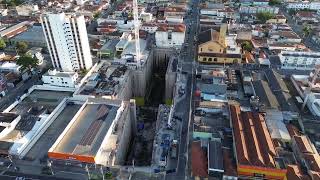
[41,13,93,72]
[279,51,320,70]
[42,69,78,88]
[197,25,242,64]
[155,23,185,49]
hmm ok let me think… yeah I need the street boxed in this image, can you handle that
[0,74,41,111]
[166,0,199,179]
[280,6,320,51]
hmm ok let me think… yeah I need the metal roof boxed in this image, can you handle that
[208,140,224,172]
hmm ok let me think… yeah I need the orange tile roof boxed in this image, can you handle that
[157,23,185,32]
[230,105,276,168]
[309,171,320,180]
[294,136,314,154]
[304,154,320,172]
[223,148,237,177]
[286,165,310,180]
[191,141,208,178]
[286,124,301,137]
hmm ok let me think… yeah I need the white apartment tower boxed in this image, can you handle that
[41,13,92,72]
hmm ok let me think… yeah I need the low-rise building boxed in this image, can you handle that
[155,23,185,49]
[279,51,320,70]
[16,4,39,16]
[42,69,78,88]
[239,6,279,14]
[48,98,134,166]
[230,105,287,179]
[10,25,46,47]
[0,21,32,39]
[197,25,242,64]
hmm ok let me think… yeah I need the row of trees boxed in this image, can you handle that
[0,37,38,71]
[0,38,28,53]
[256,12,274,24]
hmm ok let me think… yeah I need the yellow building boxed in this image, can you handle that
[197,24,242,64]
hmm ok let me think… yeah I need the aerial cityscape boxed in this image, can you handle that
[0,0,319,179]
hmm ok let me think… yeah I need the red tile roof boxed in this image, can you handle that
[286,165,310,180]
[223,148,237,177]
[191,141,208,178]
[286,124,301,137]
[230,105,276,168]
[294,136,314,154]
[304,154,320,172]
[157,23,185,32]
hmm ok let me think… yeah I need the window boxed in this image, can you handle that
[208,58,212,61]
[200,48,203,52]
[168,31,172,40]
[203,57,207,61]
[214,58,218,62]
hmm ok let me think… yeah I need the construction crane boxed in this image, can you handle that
[132,0,140,65]
[301,64,320,110]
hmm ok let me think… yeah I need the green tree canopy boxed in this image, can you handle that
[269,0,281,6]
[4,0,23,6]
[15,41,28,54]
[256,12,274,23]
[0,38,6,50]
[16,55,38,71]
[302,25,312,37]
[241,41,253,52]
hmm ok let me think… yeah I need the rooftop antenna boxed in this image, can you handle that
[301,64,320,110]
[132,0,140,65]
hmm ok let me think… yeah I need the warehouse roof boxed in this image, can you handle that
[208,140,223,172]
[252,80,279,110]
[230,105,276,168]
[50,100,121,158]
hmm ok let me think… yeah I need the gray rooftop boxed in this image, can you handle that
[208,140,224,172]
[100,39,120,51]
[11,25,45,44]
[252,80,279,110]
[52,102,120,157]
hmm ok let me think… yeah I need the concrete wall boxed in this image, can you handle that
[114,102,133,165]
[165,57,177,101]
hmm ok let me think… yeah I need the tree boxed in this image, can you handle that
[302,25,312,37]
[241,41,253,52]
[93,12,101,19]
[105,172,112,179]
[16,55,38,71]
[269,0,281,6]
[15,41,28,54]
[0,38,6,50]
[288,9,296,16]
[256,12,274,23]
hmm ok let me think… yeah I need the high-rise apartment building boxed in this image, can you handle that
[41,13,92,72]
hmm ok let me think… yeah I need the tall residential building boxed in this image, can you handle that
[40,13,92,72]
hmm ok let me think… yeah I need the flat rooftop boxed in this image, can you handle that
[80,64,128,97]
[0,113,18,123]
[50,102,120,157]
[9,90,72,131]
[10,90,72,115]
[25,103,82,160]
